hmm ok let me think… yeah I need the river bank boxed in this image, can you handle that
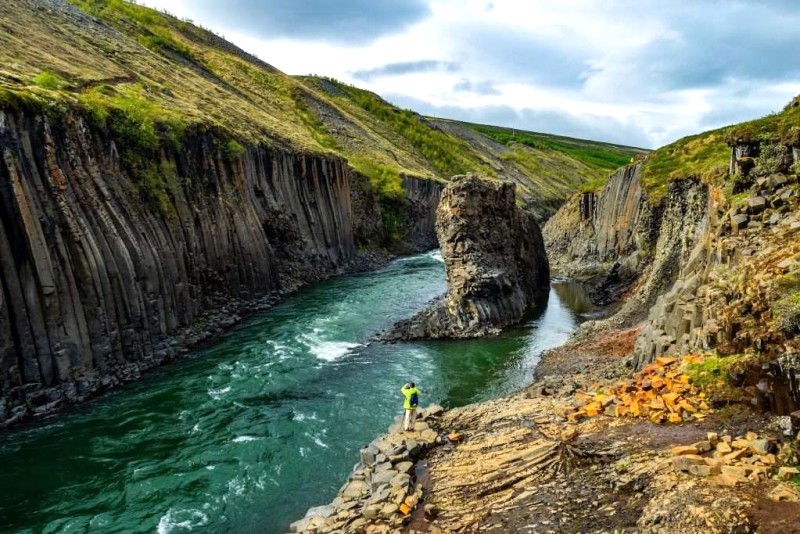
[292,323,800,533]
[0,252,592,534]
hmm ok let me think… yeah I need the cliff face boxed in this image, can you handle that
[544,164,656,303]
[545,163,710,349]
[387,175,549,339]
[0,107,439,425]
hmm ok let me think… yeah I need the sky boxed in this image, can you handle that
[142,0,800,149]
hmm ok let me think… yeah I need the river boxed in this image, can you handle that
[0,251,591,534]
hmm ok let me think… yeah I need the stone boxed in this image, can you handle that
[720,465,749,482]
[360,445,380,467]
[342,480,369,499]
[405,439,421,456]
[748,439,771,455]
[395,461,414,474]
[420,429,438,444]
[747,196,766,215]
[425,404,444,417]
[374,462,393,473]
[691,440,712,453]
[371,470,398,491]
[731,213,749,234]
[672,455,706,471]
[369,485,391,504]
[391,473,411,490]
[424,503,439,519]
[778,466,800,479]
[671,445,700,456]
[304,505,335,519]
[349,518,368,530]
[688,464,720,477]
[385,175,549,339]
[715,441,733,454]
[769,483,800,502]
[288,518,309,533]
[380,503,399,517]
[413,421,429,432]
[363,503,383,520]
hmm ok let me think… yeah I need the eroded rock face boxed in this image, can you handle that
[388,175,549,339]
[0,107,441,426]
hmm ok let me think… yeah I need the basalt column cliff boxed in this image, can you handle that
[388,175,550,339]
[0,108,440,426]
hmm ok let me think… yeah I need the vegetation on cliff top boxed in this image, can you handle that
[641,98,800,203]
[0,0,642,220]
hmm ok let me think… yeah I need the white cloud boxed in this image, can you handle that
[144,0,800,148]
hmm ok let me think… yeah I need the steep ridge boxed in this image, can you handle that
[546,93,800,377]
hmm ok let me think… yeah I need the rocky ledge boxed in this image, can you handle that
[290,405,449,533]
[386,175,549,339]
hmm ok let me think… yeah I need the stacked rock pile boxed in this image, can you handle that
[670,431,798,486]
[289,405,445,533]
[563,355,711,424]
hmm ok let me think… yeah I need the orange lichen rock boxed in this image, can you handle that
[565,353,711,424]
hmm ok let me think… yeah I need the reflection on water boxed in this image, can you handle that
[552,278,594,315]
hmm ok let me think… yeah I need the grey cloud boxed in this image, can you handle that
[352,60,459,81]
[453,79,500,96]
[387,94,652,148]
[586,1,800,96]
[457,26,589,88]
[188,0,430,44]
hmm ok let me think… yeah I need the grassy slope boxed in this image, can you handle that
[640,101,800,203]
[0,0,643,212]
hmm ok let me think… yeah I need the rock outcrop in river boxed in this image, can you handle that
[387,175,550,339]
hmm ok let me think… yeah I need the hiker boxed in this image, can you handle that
[401,382,421,431]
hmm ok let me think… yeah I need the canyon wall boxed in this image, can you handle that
[545,164,710,351]
[0,107,440,425]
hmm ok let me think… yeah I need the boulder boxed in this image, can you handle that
[747,196,766,215]
[731,213,749,234]
[385,175,549,339]
[359,445,381,467]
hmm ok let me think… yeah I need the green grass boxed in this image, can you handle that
[641,102,800,203]
[348,156,406,199]
[2,0,652,227]
[640,129,730,202]
[682,353,752,392]
[336,82,493,179]
[33,71,63,90]
[463,122,645,173]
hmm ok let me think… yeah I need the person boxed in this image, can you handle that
[401,382,421,431]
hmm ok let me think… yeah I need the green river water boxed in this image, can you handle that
[0,251,592,534]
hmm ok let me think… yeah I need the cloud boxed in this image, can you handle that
[452,25,589,89]
[147,0,800,148]
[187,0,431,44]
[453,79,500,96]
[352,60,459,81]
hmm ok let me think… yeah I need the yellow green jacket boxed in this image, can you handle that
[401,384,420,410]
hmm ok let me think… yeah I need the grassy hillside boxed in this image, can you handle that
[640,99,800,202]
[461,121,648,174]
[0,0,645,217]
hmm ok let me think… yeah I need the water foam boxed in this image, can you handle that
[309,340,361,361]
[232,435,261,443]
[427,250,444,263]
[156,508,209,534]
[207,386,231,399]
